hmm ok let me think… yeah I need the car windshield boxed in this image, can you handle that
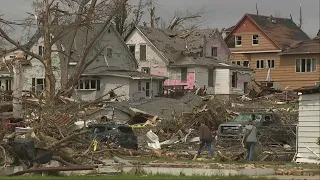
[233,113,263,122]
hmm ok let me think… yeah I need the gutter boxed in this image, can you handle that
[231,50,282,54]
[279,52,319,55]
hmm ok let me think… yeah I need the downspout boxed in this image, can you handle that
[202,35,206,57]
[150,60,153,98]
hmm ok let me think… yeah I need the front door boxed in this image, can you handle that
[145,82,150,97]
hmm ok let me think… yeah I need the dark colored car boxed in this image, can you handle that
[217,111,296,146]
[87,124,138,150]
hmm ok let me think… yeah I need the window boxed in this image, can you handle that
[211,47,217,57]
[267,60,275,68]
[106,48,112,58]
[128,45,135,55]
[38,46,44,56]
[315,82,320,86]
[140,44,146,60]
[256,60,264,69]
[232,61,241,65]
[296,58,317,72]
[76,79,100,90]
[208,69,214,87]
[138,80,142,91]
[141,67,150,74]
[5,80,11,91]
[252,35,259,45]
[181,68,187,82]
[235,36,242,47]
[231,72,238,88]
[243,61,249,67]
[32,78,45,92]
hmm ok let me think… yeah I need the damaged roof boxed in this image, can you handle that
[280,38,320,55]
[226,14,311,50]
[294,84,320,95]
[170,56,252,71]
[83,66,167,80]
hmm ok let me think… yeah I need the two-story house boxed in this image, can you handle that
[125,26,252,95]
[1,24,166,101]
[225,13,311,89]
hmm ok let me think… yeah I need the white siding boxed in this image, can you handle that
[73,76,130,101]
[296,93,320,163]
[126,29,168,76]
[129,79,161,101]
[194,67,208,88]
[214,69,230,94]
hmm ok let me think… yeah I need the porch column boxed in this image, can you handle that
[12,51,24,118]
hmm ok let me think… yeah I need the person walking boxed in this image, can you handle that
[193,123,214,160]
[242,117,258,161]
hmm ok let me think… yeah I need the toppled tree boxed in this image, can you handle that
[165,9,205,30]
[0,0,127,102]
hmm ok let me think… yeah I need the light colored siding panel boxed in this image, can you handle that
[298,137,319,143]
[298,125,320,131]
[214,69,230,94]
[298,131,320,138]
[298,110,320,117]
[297,147,320,154]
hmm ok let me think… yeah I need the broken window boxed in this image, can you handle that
[128,45,135,56]
[76,79,100,90]
[106,48,112,58]
[256,60,264,69]
[252,35,259,45]
[267,60,275,68]
[296,58,317,72]
[243,61,249,67]
[141,67,150,74]
[235,36,242,47]
[140,44,147,60]
[181,68,188,82]
[208,69,214,87]
[231,72,238,88]
[211,47,217,57]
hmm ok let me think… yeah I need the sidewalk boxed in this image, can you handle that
[256,175,320,180]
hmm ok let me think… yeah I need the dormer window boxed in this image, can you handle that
[252,35,259,45]
[235,36,242,47]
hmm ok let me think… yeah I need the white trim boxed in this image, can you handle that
[295,58,317,73]
[252,34,259,46]
[235,35,242,47]
[69,62,77,65]
[232,50,282,54]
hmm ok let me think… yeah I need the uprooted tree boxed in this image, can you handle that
[0,0,128,103]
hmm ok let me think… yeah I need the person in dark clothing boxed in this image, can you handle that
[193,123,214,160]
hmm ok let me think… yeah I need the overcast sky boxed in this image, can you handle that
[1,0,319,37]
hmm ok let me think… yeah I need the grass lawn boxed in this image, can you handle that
[1,175,276,180]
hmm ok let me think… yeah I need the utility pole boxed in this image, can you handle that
[12,51,25,118]
[298,4,303,28]
[256,3,259,15]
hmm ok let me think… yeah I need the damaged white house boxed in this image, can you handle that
[294,85,320,164]
[0,24,166,101]
[125,26,252,95]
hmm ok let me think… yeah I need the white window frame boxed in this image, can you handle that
[243,60,250,67]
[235,36,242,47]
[315,81,320,86]
[76,79,100,90]
[252,35,259,46]
[141,67,150,74]
[232,61,241,65]
[295,58,317,73]
[32,78,45,92]
[139,44,147,61]
[267,59,275,69]
[256,60,264,69]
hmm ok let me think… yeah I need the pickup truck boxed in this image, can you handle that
[217,111,296,146]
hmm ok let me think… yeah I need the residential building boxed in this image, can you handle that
[279,36,320,89]
[125,26,252,95]
[225,14,311,89]
[294,85,320,164]
[1,24,166,101]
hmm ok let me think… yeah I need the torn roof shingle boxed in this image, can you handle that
[247,14,311,49]
[280,38,320,54]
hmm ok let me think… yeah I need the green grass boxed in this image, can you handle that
[0,175,276,180]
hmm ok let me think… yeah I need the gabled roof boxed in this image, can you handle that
[129,26,230,63]
[225,13,311,50]
[279,38,320,55]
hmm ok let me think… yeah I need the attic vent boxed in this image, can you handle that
[268,15,277,24]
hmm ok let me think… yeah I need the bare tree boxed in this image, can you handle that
[114,0,151,36]
[166,9,205,30]
[0,0,126,102]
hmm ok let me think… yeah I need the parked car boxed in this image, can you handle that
[87,124,138,150]
[217,111,296,146]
